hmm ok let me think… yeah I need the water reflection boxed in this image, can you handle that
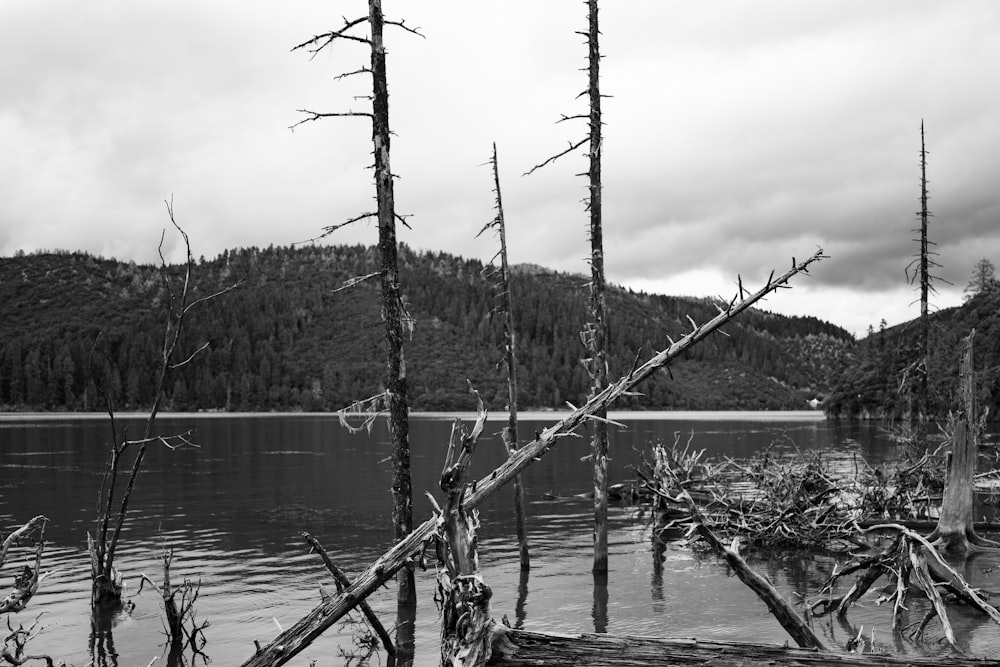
[89,611,118,667]
[514,568,529,630]
[591,572,609,634]
[390,602,416,667]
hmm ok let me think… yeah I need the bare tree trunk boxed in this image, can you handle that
[927,330,1000,553]
[369,0,414,609]
[489,143,530,570]
[91,206,238,610]
[916,120,930,450]
[584,0,610,577]
[438,403,499,666]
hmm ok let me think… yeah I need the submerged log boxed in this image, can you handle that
[690,512,826,650]
[487,628,1000,666]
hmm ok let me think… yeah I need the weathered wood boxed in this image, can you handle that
[488,143,529,571]
[0,516,46,570]
[0,519,47,615]
[439,400,494,666]
[866,523,1000,625]
[239,250,825,667]
[692,521,827,650]
[487,628,1000,666]
[368,0,416,609]
[584,0,611,577]
[926,330,1000,552]
[301,532,395,656]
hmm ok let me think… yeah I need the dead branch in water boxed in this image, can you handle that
[1,615,60,666]
[301,532,395,657]
[136,542,209,662]
[240,250,826,667]
[682,497,828,650]
[0,517,49,616]
[89,200,241,609]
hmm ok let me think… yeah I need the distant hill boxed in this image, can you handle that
[0,245,854,413]
[824,288,1000,420]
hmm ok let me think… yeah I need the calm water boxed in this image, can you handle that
[1,411,999,665]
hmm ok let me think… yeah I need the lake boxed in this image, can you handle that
[1,411,999,665]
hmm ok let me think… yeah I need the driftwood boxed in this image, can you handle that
[239,250,826,667]
[686,503,827,650]
[1,616,59,667]
[486,629,1000,666]
[0,516,49,615]
[301,531,395,657]
[435,392,500,666]
[811,522,1000,653]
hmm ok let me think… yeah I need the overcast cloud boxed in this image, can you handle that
[2,1,998,336]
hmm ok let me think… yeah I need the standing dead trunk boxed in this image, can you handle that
[903,121,939,451]
[437,398,502,666]
[584,0,611,576]
[927,330,1000,553]
[368,0,415,609]
[90,205,238,610]
[483,143,529,570]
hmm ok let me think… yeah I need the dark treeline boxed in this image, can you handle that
[0,245,853,413]
[825,287,1000,419]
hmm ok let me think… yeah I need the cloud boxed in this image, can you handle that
[2,1,999,335]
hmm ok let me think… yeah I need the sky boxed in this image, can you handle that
[2,2,999,338]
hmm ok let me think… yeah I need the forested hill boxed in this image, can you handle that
[824,287,1000,420]
[0,245,853,413]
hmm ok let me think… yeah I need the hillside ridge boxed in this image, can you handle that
[0,245,854,413]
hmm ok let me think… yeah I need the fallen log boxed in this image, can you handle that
[240,250,826,667]
[487,628,1000,666]
[691,521,826,650]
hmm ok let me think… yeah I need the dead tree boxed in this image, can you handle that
[0,516,48,616]
[240,250,826,667]
[1,615,59,667]
[137,543,209,662]
[291,2,423,610]
[478,143,529,570]
[90,201,239,609]
[432,391,497,665]
[925,329,999,553]
[904,121,945,449]
[525,0,611,575]
[684,501,827,650]
[301,532,395,657]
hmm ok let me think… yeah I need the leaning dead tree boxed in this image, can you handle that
[90,201,240,609]
[240,249,826,666]
[525,0,611,574]
[478,143,529,570]
[292,2,423,610]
